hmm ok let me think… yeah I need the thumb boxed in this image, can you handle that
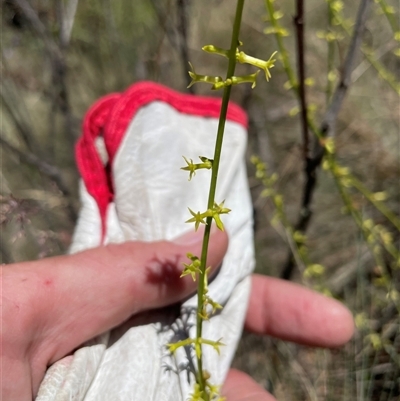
[4,228,228,369]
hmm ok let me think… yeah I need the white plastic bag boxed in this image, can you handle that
[36,81,254,401]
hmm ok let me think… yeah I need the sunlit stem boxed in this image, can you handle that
[195,0,245,397]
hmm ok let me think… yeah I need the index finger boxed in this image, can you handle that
[245,274,354,348]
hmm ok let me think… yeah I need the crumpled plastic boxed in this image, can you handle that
[35,82,255,401]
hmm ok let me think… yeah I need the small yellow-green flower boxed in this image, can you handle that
[188,383,204,401]
[186,208,207,231]
[181,156,213,180]
[205,201,231,231]
[181,254,202,281]
[204,295,223,315]
[181,156,197,180]
[236,51,277,81]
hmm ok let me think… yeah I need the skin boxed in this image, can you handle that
[0,229,354,401]
[222,276,354,401]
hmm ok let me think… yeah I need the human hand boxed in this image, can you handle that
[1,229,354,401]
[1,229,228,401]
[222,274,355,401]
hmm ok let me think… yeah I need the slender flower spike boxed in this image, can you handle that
[186,208,207,231]
[236,51,277,81]
[188,62,223,89]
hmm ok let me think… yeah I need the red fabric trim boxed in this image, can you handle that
[103,81,248,164]
[75,93,120,238]
[76,81,248,241]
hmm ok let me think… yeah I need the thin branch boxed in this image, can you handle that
[294,0,309,162]
[0,135,77,222]
[12,0,62,60]
[351,42,397,83]
[320,0,371,143]
[326,1,335,103]
[149,0,178,81]
[282,0,371,279]
[177,0,194,92]
[282,0,312,279]
[0,136,69,195]
[150,0,179,50]
[150,0,193,91]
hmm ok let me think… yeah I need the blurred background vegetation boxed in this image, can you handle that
[1,0,399,400]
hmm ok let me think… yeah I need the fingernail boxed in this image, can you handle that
[173,227,205,245]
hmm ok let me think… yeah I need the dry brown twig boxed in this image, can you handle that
[282,0,371,279]
[149,0,193,91]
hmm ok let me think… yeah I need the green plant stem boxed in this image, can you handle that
[195,0,245,395]
[326,0,335,104]
[264,0,297,88]
[361,47,400,94]
[294,0,310,161]
[333,8,400,94]
[265,0,321,139]
[375,0,399,33]
[328,155,400,313]
[349,177,400,231]
[264,0,400,282]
